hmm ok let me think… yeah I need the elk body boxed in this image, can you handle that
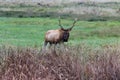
[44,18,77,46]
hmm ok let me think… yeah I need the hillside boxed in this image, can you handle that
[0,0,120,20]
[1,0,120,2]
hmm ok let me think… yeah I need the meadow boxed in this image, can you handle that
[0,16,120,80]
[0,1,120,79]
[0,17,120,47]
[0,42,120,80]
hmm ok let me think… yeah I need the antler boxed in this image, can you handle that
[69,18,77,30]
[58,17,64,29]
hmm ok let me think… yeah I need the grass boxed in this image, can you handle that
[0,2,120,20]
[0,1,120,79]
[0,45,120,80]
[0,17,120,47]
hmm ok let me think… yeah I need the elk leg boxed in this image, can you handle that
[41,41,48,51]
[44,41,48,47]
[54,42,58,50]
[59,42,65,50]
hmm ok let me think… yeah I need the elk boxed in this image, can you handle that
[44,18,77,47]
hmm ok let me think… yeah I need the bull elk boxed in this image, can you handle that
[44,18,77,47]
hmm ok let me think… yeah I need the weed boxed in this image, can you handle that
[0,45,120,80]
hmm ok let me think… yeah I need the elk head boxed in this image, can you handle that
[44,18,77,46]
[58,17,77,42]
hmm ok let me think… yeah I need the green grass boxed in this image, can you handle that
[0,17,120,47]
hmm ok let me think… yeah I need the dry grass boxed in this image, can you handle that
[0,45,120,80]
[0,0,120,20]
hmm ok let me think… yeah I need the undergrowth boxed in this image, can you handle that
[0,45,120,80]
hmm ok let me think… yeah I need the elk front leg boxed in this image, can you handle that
[44,41,48,47]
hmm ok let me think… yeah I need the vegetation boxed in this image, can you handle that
[0,17,120,47]
[0,1,120,20]
[0,45,120,80]
[0,1,120,79]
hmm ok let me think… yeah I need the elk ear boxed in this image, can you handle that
[61,28,64,30]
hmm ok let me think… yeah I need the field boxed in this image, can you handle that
[0,0,120,80]
[0,17,120,47]
[0,17,120,79]
[0,1,120,20]
[0,43,120,79]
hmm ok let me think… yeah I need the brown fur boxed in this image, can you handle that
[44,18,77,46]
[44,29,69,46]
